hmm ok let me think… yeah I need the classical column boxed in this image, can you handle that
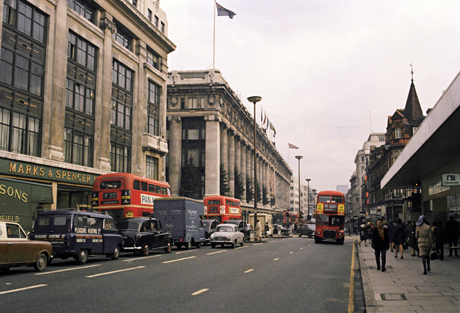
[45,0,68,161]
[234,136,241,197]
[168,116,182,196]
[228,130,235,197]
[240,143,247,203]
[205,115,221,196]
[95,13,117,171]
[220,124,229,182]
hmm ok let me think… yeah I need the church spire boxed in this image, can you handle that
[404,63,424,125]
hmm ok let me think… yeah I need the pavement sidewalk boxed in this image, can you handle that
[357,239,460,312]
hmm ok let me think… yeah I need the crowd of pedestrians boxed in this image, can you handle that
[362,215,460,275]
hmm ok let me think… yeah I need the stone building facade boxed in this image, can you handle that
[0,0,174,226]
[166,69,292,219]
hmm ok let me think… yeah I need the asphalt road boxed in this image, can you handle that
[0,236,354,313]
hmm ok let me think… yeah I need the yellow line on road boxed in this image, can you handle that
[244,269,254,273]
[0,284,47,295]
[274,258,279,261]
[348,240,356,313]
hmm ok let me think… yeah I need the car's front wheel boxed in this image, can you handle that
[164,242,172,253]
[111,245,121,260]
[76,249,88,265]
[34,253,48,271]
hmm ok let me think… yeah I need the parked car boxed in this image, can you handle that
[223,220,252,242]
[297,224,315,238]
[210,224,244,248]
[31,210,123,265]
[116,217,172,255]
[201,219,219,245]
[0,220,52,272]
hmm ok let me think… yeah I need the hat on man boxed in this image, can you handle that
[416,215,425,226]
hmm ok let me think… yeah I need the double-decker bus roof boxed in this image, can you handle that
[317,190,344,197]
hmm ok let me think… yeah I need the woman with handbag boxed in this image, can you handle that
[416,215,434,275]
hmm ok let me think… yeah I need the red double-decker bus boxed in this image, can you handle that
[91,173,171,219]
[204,195,241,223]
[314,190,346,244]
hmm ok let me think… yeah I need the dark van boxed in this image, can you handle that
[31,210,123,264]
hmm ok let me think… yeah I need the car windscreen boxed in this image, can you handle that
[216,226,233,232]
[116,220,140,231]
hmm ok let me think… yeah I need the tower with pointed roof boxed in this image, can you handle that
[366,69,425,221]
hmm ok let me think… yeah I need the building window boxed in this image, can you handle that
[66,79,94,115]
[148,9,152,21]
[146,155,158,179]
[68,32,96,72]
[395,128,401,139]
[154,15,159,27]
[64,128,93,166]
[147,49,160,71]
[111,100,131,131]
[112,24,132,51]
[160,22,165,33]
[3,0,46,43]
[110,142,131,172]
[67,0,95,23]
[0,111,41,156]
[112,59,133,92]
[147,81,160,136]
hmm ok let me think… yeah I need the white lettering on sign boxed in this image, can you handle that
[187,210,197,215]
[141,194,159,205]
[442,174,460,186]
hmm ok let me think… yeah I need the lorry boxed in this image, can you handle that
[154,197,206,249]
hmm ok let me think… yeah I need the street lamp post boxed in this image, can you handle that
[248,96,261,241]
[312,189,317,218]
[306,178,311,218]
[295,155,303,226]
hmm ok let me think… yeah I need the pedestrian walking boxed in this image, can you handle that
[264,222,269,238]
[358,223,367,246]
[408,221,419,257]
[416,215,434,275]
[255,220,262,241]
[387,219,395,252]
[372,218,390,272]
[445,216,459,257]
[366,222,373,245]
[433,220,445,260]
[393,218,405,259]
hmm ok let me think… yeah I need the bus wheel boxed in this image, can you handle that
[141,244,150,256]
[76,249,88,265]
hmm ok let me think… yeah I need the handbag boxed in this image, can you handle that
[430,252,438,260]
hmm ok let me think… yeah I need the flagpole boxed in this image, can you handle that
[213,0,216,68]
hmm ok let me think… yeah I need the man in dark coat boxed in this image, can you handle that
[393,218,405,259]
[372,218,390,272]
[445,216,459,257]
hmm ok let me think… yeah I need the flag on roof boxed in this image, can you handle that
[288,143,299,149]
[216,2,236,19]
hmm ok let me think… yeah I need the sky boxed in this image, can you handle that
[160,0,460,193]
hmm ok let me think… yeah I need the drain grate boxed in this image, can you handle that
[381,293,407,301]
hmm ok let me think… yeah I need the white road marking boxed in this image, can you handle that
[206,250,227,255]
[290,252,294,254]
[244,269,254,273]
[35,264,101,275]
[162,256,196,264]
[235,246,248,250]
[0,284,47,295]
[176,250,196,255]
[86,266,145,278]
[123,255,161,262]
[274,258,279,261]
[192,288,209,296]
[254,243,264,246]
